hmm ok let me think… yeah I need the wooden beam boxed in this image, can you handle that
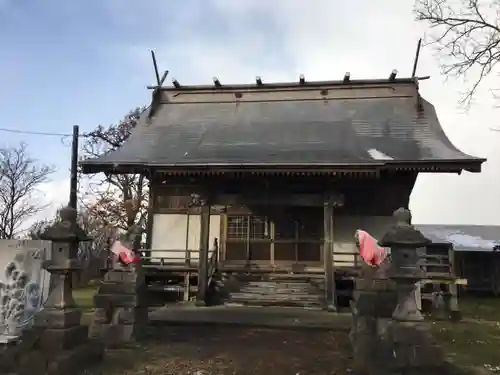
[323,196,337,311]
[215,193,344,207]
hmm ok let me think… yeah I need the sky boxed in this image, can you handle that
[0,0,499,226]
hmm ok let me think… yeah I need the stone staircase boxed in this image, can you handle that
[215,273,326,309]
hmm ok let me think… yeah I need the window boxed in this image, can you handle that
[227,216,249,240]
[226,216,271,261]
[225,209,322,263]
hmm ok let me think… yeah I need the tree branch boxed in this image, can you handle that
[0,143,54,239]
[79,106,149,236]
[415,0,500,107]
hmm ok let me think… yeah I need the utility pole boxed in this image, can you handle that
[69,125,79,209]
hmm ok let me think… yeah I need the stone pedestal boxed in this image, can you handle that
[350,260,398,375]
[388,320,445,370]
[90,264,148,346]
[89,221,148,346]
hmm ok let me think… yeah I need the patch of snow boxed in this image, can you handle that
[445,233,498,250]
[424,229,500,251]
[367,148,394,160]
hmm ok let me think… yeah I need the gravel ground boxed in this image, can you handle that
[84,326,354,375]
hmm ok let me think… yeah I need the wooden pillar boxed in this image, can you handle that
[196,203,211,305]
[323,199,337,311]
[144,175,155,254]
[447,245,461,321]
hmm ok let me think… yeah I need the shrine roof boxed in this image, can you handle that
[80,76,485,175]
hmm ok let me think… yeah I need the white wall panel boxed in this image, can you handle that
[151,213,221,263]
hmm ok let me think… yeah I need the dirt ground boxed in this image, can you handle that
[74,287,500,374]
[84,326,354,375]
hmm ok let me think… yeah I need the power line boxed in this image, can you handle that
[0,127,90,137]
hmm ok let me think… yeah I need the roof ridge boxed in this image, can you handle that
[147,76,429,92]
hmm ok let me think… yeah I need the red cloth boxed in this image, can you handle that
[357,230,389,266]
[110,240,141,265]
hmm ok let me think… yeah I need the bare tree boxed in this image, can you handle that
[0,143,54,239]
[26,217,52,240]
[415,0,500,107]
[27,204,116,285]
[27,203,114,255]
[80,107,148,232]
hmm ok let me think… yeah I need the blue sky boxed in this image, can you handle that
[0,1,134,168]
[0,0,176,170]
[0,0,292,172]
[0,0,499,225]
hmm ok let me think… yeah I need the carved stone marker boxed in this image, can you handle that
[350,208,447,375]
[89,222,148,346]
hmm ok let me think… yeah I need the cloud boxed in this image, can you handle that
[19,178,70,233]
[104,0,500,225]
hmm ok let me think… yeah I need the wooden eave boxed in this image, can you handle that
[80,159,483,176]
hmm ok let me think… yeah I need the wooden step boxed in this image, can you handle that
[212,273,327,309]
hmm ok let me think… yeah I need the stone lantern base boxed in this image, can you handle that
[387,320,445,370]
[351,208,448,375]
[351,275,447,374]
[89,264,148,347]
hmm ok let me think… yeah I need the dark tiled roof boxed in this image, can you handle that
[416,225,500,252]
[81,79,485,173]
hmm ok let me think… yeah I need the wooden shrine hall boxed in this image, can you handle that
[80,72,485,310]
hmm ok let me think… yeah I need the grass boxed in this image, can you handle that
[73,285,98,310]
[430,296,500,374]
[73,285,98,325]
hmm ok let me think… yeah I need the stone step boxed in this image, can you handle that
[229,293,323,302]
[243,281,316,287]
[234,274,325,282]
[238,287,322,295]
[225,297,324,309]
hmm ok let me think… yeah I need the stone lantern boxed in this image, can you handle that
[39,205,90,311]
[378,207,431,321]
[31,205,103,371]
